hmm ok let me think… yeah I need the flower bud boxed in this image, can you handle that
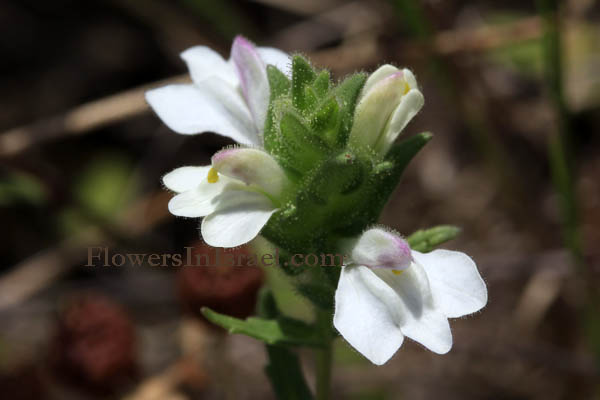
[349,65,424,156]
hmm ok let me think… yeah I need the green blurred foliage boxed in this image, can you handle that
[486,12,543,76]
[58,152,138,237]
[58,208,91,237]
[0,172,46,207]
[489,39,544,77]
[73,152,137,221]
[179,0,255,40]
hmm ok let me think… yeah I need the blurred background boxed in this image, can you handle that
[1,0,599,398]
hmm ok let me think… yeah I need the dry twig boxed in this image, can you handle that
[0,75,189,158]
[0,15,546,159]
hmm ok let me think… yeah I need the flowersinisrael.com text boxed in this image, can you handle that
[85,247,347,268]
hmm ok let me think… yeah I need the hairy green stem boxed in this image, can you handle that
[315,307,334,400]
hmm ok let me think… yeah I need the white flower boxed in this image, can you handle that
[334,228,487,365]
[349,65,425,156]
[163,147,289,247]
[146,36,289,146]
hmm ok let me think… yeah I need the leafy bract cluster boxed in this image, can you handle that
[260,55,431,259]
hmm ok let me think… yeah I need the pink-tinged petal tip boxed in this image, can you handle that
[230,36,270,132]
[351,228,413,271]
[232,35,255,51]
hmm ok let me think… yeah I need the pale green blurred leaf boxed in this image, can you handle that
[74,153,137,221]
[484,11,543,76]
[407,225,461,252]
[489,39,544,76]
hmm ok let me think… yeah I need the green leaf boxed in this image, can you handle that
[263,150,373,253]
[407,225,461,252]
[383,131,433,171]
[310,97,340,147]
[291,55,317,111]
[354,132,432,229]
[303,86,319,111]
[201,307,323,347]
[278,112,330,172]
[334,73,367,146]
[304,151,365,202]
[264,66,291,156]
[312,70,331,98]
[265,346,314,400]
[374,132,432,179]
[267,65,291,99]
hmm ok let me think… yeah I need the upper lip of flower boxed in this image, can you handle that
[333,228,488,365]
[348,64,425,156]
[144,35,290,146]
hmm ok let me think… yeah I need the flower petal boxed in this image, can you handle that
[375,88,424,154]
[412,249,488,318]
[361,64,400,95]
[211,147,288,197]
[163,166,211,193]
[349,72,408,151]
[398,302,452,354]
[145,82,259,145]
[201,190,277,247]
[402,68,418,90]
[180,46,237,86]
[231,36,270,132]
[349,228,412,270]
[257,47,291,76]
[374,264,452,354]
[334,265,405,365]
[167,177,234,218]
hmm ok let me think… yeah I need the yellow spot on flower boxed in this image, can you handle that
[207,167,219,183]
[403,81,410,95]
[392,270,403,276]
